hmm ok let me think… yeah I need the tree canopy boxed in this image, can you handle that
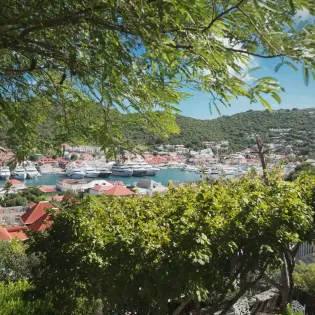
[1,0,315,158]
[28,172,315,314]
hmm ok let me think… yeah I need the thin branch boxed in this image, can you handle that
[225,47,283,59]
[203,0,247,31]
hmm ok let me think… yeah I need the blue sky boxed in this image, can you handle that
[178,58,315,120]
[178,8,315,120]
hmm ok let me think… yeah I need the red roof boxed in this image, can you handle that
[28,202,36,208]
[28,212,53,232]
[0,226,12,241]
[91,185,113,192]
[0,226,28,241]
[38,185,57,193]
[6,226,28,232]
[52,195,65,201]
[107,181,125,186]
[103,186,134,196]
[8,179,24,185]
[38,158,56,163]
[20,201,54,225]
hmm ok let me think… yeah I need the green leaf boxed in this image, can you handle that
[303,63,309,86]
[271,93,282,104]
[284,61,298,71]
[287,0,295,12]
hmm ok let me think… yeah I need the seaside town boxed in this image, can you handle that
[2,1,315,314]
[0,136,310,241]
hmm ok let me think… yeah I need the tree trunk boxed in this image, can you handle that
[173,296,191,315]
[195,301,201,315]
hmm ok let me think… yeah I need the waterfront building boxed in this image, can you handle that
[134,179,167,197]
[56,179,112,192]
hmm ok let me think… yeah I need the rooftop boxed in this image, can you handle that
[103,186,135,196]
[21,201,55,225]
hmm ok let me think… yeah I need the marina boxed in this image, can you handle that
[0,169,202,188]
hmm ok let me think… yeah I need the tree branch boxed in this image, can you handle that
[225,47,283,59]
[264,273,284,292]
[203,0,247,31]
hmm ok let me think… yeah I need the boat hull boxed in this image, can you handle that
[111,170,133,177]
[132,170,147,177]
[69,174,85,179]
[85,172,99,178]
[98,172,111,178]
[145,169,159,176]
[0,174,10,180]
[12,173,27,180]
[27,173,38,179]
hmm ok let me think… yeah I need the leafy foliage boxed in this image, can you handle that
[1,0,315,158]
[294,262,315,297]
[0,281,51,315]
[286,163,315,181]
[0,187,46,207]
[0,240,39,283]
[28,172,315,314]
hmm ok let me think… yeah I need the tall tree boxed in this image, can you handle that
[1,0,315,157]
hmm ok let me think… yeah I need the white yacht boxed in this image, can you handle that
[97,168,112,178]
[66,165,86,179]
[111,163,133,177]
[25,165,39,179]
[0,167,11,180]
[222,166,237,176]
[84,166,99,178]
[124,162,147,177]
[141,162,160,176]
[11,167,27,180]
[129,161,160,176]
[68,169,86,179]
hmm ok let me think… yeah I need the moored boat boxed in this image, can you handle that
[11,167,27,180]
[0,167,11,180]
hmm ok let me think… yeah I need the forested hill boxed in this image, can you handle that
[129,108,315,152]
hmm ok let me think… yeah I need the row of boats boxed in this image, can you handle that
[66,162,160,179]
[0,166,40,180]
[182,164,263,177]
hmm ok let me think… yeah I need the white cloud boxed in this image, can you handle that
[227,57,259,82]
[294,8,312,21]
[215,36,259,82]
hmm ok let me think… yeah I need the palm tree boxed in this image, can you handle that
[3,181,12,197]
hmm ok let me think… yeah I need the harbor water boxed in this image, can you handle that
[0,169,202,188]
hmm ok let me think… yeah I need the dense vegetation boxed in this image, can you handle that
[20,172,315,314]
[0,187,46,207]
[128,108,315,153]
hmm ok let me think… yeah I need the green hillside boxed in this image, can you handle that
[129,108,315,154]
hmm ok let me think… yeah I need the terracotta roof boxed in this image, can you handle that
[6,226,28,232]
[52,195,64,201]
[38,158,56,163]
[9,231,28,241]
[28,202,36,208]
[91,185,113,192]
[28,213,53,232]
[20,201,54,225]
[107,181,125,186]
[8,179,24,185]
[103,186,135,196]
[0,226,12,241]
[38,185,57,193]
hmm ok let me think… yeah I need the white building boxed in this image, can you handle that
[135,179,168,197]
[56,179,113,192]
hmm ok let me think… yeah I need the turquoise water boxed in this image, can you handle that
[0,169,202,188]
